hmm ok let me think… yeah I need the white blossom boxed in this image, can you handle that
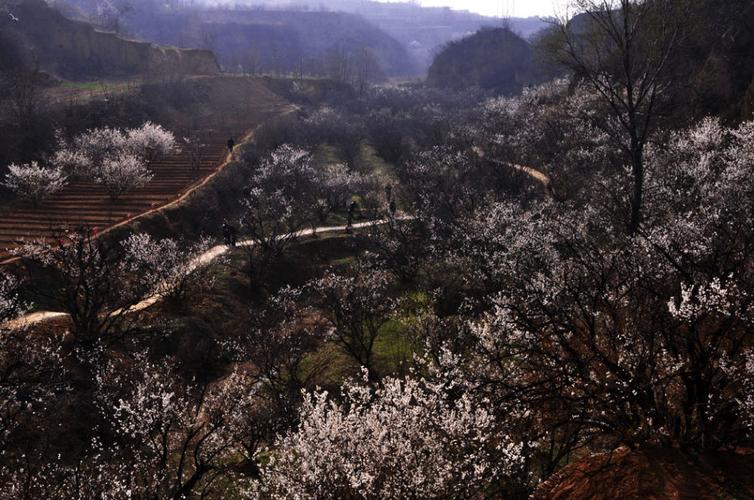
[3,161,67,203]
[95,153,153,199]
[122,233,215,302]
[125,122,177,163]
[258,373,522,498]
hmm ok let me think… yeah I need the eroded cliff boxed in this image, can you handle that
[0,0,219,79]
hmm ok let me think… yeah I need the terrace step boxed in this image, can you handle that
[0,123,253,260]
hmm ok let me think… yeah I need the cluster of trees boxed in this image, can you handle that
[234,0,754,491]
[239,142,382,274]
[0,69,212,190]
[3,122,175,202]
[2,0,754,496]
[3,86,754,495]
[0,228,242,497]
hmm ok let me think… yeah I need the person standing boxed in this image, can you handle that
[346,200,358,233]
[222,221,231,246]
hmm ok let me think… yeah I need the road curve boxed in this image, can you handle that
[3,217,410,330]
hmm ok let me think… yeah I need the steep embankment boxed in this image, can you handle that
[551,1,754,122]
[532,447,754,499]
[0,0,219,79]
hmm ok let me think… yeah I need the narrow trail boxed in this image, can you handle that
[509,162,550,185]
[4,218,404,330]
[471,147,553,192]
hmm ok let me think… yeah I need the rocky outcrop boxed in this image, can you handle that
[0,0,219,79]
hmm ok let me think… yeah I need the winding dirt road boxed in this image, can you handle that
[3,218,404,330]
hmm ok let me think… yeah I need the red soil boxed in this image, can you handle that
[531,446,754,499]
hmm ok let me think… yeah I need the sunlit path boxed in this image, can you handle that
[3,216,413,329]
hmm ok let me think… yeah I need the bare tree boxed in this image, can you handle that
[554,0,683,234]
[95,0,132,34]
[16,229,148,350]
[354,47,382,95]
[2,64,45,129]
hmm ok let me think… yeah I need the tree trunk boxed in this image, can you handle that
[628,144,644,235]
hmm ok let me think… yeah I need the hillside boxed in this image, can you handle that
[201,0,549,72]
[0,0,219,80]
[679,0,754,121]
[532,447,754,499]
[0,79,290,262]
[4,0,754,498]
[427,27,536,93]
[55,0,417,80]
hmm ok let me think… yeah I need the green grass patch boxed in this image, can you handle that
[357,143,396,180]
[58,81,98,90]
[313,143,344,165]
[374,318,413,375]
[300,341,358,386]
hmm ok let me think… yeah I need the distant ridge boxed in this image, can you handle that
[213,0,549,72]
[0,0,219,80]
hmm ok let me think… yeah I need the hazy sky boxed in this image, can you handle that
[393,0,570,18]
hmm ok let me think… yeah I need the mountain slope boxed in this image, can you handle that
[56,0,417,79]
[162,9,416,78]
[200,0,549,72]
[0,0,219,80]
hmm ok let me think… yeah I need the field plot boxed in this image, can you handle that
[0,80,289,262]
[43,79,143,106]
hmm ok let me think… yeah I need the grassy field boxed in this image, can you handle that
[45,79,142,105]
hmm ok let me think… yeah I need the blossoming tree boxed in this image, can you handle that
[2,161,67,204]
[54,122,177,199]
[257,372,523,498]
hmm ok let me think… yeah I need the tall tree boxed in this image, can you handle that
[554,0,683,234]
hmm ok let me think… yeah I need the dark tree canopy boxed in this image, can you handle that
[427,27,537,94]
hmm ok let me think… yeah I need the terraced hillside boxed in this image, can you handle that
[0,99,291,263]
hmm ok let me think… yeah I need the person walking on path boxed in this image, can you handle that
[222,221,232,246]
[227,137,235,153]
[346,200,358,233]
[188,136,202,172]
[228,223,237,247]
[222,221,238,247]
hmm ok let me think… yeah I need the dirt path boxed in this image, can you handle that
[509,162,550,185]
[471,147,552,191]
[3,218,407,330]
